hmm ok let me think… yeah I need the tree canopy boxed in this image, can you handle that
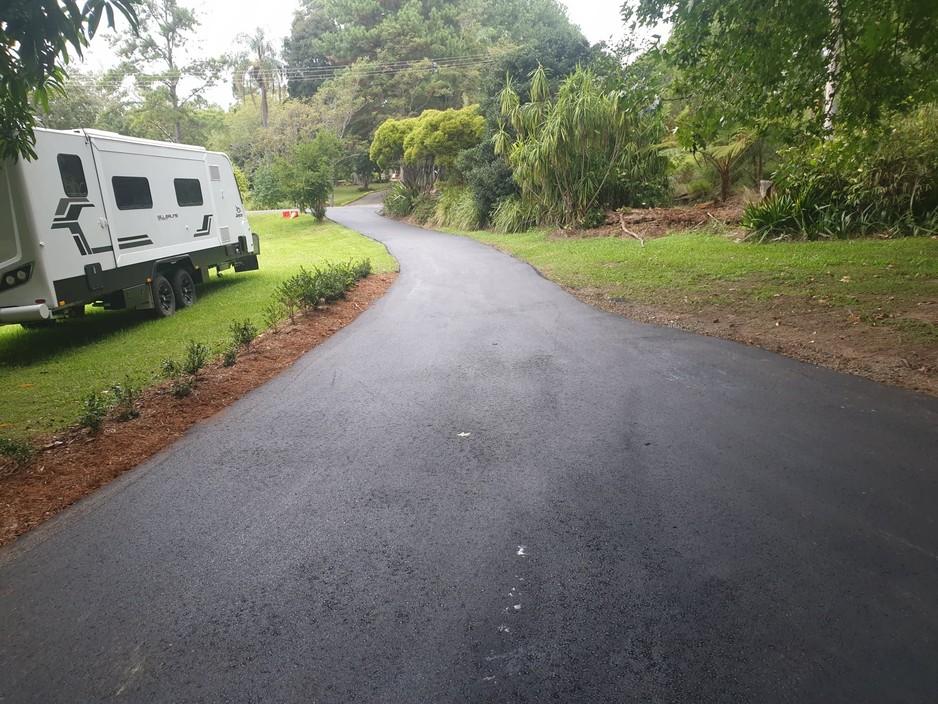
[624,0,938,131]
[110,0,225,143]
[1,0,139,160]
[371,106,484,191]
[284,0,587,142]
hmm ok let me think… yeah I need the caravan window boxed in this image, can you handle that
[112,176,153,210]
[57,154,88,197]
[174,178,203,207]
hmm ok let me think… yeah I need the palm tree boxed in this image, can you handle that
[232,29,282,128]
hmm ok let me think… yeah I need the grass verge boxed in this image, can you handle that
[0,214,396,440]
[453,227,938,322]
[447,225,938,395]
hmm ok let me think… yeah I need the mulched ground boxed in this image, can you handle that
[0,273,396,547]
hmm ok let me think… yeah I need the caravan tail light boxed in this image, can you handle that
[0,263,33,292]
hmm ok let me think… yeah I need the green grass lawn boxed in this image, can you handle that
[454,226,938,335]
[0,214,396,441]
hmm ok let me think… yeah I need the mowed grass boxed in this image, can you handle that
[0,213,396,440]
[456,227,938,331]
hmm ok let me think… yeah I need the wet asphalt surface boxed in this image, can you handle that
[2,203,938,703]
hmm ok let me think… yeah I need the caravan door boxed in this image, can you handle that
[42,131,117,276]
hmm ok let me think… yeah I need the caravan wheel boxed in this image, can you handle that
[172,269,197,308]
[151,275,176,318]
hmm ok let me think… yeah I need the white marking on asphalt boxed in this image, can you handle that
[513,604,521,611]
[458,432,471,437]
[498,624,511,633]
[516,545,526,556]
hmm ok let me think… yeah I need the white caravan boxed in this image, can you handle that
[0,128,259,326]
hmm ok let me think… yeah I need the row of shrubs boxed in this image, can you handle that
[0,259,372,469]
[385,184,544,235]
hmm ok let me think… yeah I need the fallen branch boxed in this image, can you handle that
[618,213,645,247]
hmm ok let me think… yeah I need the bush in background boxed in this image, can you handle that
[383,183,418,217]
[430,187,481,230]
[491,196,541,234]
[744,104,938,240]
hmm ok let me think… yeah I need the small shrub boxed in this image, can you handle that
[110,377,141,421]
[457,141,519,228]
[278,268,322,314]
[350,258,371,280]
[431,187,481,230]
[263,301,285,332]
[79,391,110,432]
[182,340,210,375]
[276,260,371,320]
[314,265,350,302]
[230,319,258,348]
[578,208,606,230]
[687,178,714,202]
[410,194,438,224]
[0,437,34,466]
[384,183,417,217]
[275,279,301,323]
[171,377,194,398]
[221,345,238,367]
[161,358,180,378]
[492,196,540,234]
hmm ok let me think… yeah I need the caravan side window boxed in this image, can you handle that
[174,178,203,207]
[57,154,88,197]
[112,176,153,210]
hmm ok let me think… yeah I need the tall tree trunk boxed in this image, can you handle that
[260,82,269,129]
[824,0,843,132]
[170,82,182,143]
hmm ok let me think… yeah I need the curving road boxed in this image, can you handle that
[2,204,938,703]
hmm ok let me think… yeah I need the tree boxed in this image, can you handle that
[36,71,130,132]
[623,0,938,132]
[278,130,344,220]
[371,106,484,192]
[496,66,669,227]
[110,0,225,143]
[231,28,283,129]
[284,0,589,144]
[1,0,139,160]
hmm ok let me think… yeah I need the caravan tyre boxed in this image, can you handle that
[152,275,176,318]
[172,269,197,308]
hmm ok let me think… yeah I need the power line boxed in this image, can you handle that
[67,54,499,91]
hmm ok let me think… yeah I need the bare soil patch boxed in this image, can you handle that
[0,273,396,547]
[574,287,938,398]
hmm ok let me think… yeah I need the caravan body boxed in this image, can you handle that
[0,128,259,325]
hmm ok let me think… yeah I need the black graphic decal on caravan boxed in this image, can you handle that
[194,214,213,237]
[50,197,112,255]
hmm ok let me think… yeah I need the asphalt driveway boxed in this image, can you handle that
[2,203,937,702]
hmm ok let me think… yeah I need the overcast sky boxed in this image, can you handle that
[80,0,628,106]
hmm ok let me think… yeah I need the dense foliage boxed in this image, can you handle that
[743,104,938,239]
[1,0,139,160]
[495,66,669,229]
[624,0,938,132]
[371,107,484,192]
